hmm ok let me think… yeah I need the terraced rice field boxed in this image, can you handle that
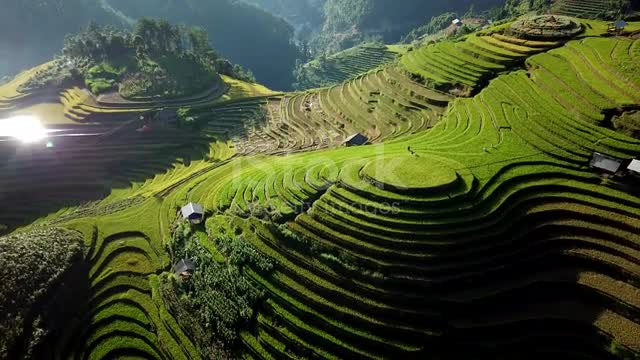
[0,107,240,228]
[0,75,275,228]
[296,44,400,90]
[250,67,451,153]
[401,32,561,93]
[2,19,640,359]
[179,36,640,358]
[44,204,199,359]
[553,0,610,18]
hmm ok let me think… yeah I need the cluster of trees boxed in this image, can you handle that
[56,19,255,98]
[162,219,272,356]
[63,20,221,69]
[0,227,86,359]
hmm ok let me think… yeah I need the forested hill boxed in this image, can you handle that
[0,0,301,90]
[310,0,505,53]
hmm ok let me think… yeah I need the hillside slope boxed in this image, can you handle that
[1,16,639,360]
[310,0,505,54]
[294,43,401,90]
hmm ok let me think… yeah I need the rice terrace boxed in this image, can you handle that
[1,1,640,359]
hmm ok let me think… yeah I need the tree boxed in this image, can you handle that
[188,26,216,60]
[134,18,158,51]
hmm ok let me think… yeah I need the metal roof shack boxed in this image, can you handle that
[627,159,640,177]
[589,152,623,173]
[452,19,463,26]
[343,133,369,147]
[181,203,205,224]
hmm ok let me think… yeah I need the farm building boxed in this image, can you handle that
[344,133,369,147]
[589,152,623,173]
[175,259,195,279]
[627,159,640,177]
[181,202,205,224]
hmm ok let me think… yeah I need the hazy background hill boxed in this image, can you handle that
[0,0,124,83]
[239,0,326,42]
[0,0,300,90]
[106,0,302,90]
[308,0,505,54]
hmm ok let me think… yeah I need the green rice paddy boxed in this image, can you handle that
[1,16,639,359]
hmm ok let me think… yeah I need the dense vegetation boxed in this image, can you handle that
[21,19,257,100]
[0,228,85,359]
[59,19,248,98]
[164,219,272,356]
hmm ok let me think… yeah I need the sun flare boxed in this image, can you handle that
[0,115,47,143]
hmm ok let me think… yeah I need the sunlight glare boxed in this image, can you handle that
[0,115,47,143]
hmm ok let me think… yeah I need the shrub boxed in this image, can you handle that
[0,227,85,359]
[176,107,200,129]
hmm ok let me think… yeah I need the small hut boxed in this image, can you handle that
[343,133,369,147]
[627,159,640,178]
[589,152,623,173]
[181,203,205,224]
[175,259,195,279]
[452,19,463,27]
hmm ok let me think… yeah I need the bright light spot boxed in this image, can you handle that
[0,115,47,143]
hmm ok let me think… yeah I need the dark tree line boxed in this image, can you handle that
[63,20,219,66]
